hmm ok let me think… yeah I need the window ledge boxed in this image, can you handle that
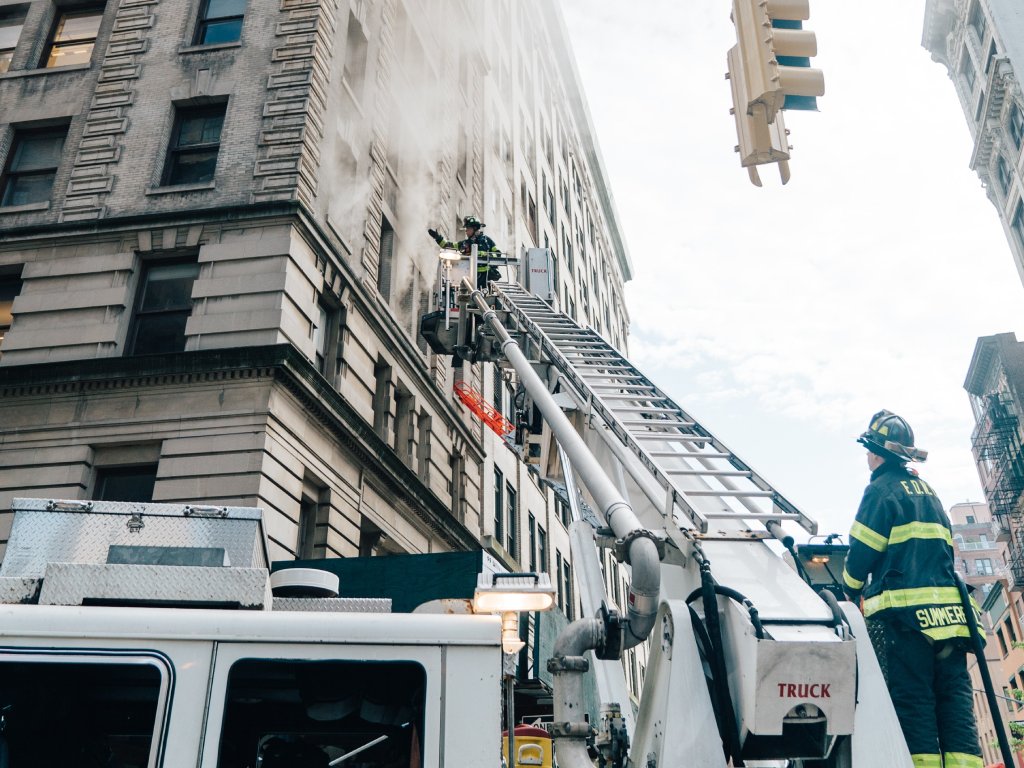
[178,41,242,55]
[0,201,50,214]
[0,63,91,80]
[145,182,216,196]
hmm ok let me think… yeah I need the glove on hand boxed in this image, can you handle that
[427,228,440,240]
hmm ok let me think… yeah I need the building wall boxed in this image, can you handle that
[951,501,1011,596]
[970,581,1024,767]
[0,0,636,648]
[923,0,1024,289]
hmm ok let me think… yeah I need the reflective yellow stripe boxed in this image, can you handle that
[942,753,983,768]
[850,521,887,552]
[911,754,941,768]
[922,624,972,642]
[888,521,952,546]
[863,586,963,616]
[842,569,864,590]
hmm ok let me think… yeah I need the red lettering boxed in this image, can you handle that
[777,682,832,698]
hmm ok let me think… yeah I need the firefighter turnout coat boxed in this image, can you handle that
[842,462,982,643]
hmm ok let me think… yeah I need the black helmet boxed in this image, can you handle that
[857,409,928,463]
[462,215,484,230]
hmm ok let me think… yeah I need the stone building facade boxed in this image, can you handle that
[923,0,1024,289]
[0,0,635,677]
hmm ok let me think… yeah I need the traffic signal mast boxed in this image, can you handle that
[727,0,825,186]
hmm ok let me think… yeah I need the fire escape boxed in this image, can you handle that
[972,391,1024,587]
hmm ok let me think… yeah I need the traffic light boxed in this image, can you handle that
[726,0,824,185]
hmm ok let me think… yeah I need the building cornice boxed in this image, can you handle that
[0,345,482,552]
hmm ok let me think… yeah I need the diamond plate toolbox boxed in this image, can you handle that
[2,498,269,578]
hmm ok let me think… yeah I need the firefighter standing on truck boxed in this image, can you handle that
[842,410,984,768]
[427,215,502,288]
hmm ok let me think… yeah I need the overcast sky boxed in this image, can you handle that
[560,0,1024,539]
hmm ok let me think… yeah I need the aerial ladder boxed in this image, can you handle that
[423,247,913,767]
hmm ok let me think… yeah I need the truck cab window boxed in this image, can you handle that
[0,654,167,767]
[216,658,426,768]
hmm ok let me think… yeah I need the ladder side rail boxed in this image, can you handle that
[493,285,711,531]
[467,281,661,645]
[499,285,771,532]
[493,283,816,535]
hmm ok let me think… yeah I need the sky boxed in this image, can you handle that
[559,0,1024,540]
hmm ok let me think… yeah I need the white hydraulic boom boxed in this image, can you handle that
[454,272,913,768]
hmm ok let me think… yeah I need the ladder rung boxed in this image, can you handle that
[613,407,680,415]
[635,434,712,443]
[702,512,794,521]
[620,420,696,429]
[682,490,774,498]
[648,450,730,459]
[665,469,752,477]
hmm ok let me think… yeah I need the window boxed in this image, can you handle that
[377,215,394,299]
[962,47,977,91]
[967,514,977,524]
[310,300,329,372]
[128,260,199,355]
[394,385,414,465]
[0,8,25,73]
[555,549,563,612]
[450,453,465,523]
[1010,103,1024,150]
[562,557,573,620]
[969,1,987,44]
[986,40,998,75]
[372,359,392,438]
[0,272,22,356]
[194,0,244,45]
[216,659,425,766]
[506,482,517,559]
[297,496,319,559]
[343,10,367,101]
[537,525,547,574]
[0,126,67,207]
[416,412,431,480]
[0,653,168,763]
[94,465,157,501]
[43,7,103,68]
[977,557,995,576]
[528,513,537,572]
[494,468,504,544]
[1013,201,1024,248]
[297,478,326,559]
[163,103,226,186]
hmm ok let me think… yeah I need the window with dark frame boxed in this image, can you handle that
[216,659,426,766]
[0,126,67,207]
[193,0,245,45]
[968,1,986,44]
[163,103,226,186]
[94,465,157,502]
[0,655,164,762]
[43,7,103,68]
[494,468,504,544]
[0,8,25,73]
[537,525,547,574]
[506,482,517,559]
[1010,103,1024,150]
[1013,201,1024,247]
[127,261,199,355]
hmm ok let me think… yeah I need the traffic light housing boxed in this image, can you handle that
[727,0,824,185]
